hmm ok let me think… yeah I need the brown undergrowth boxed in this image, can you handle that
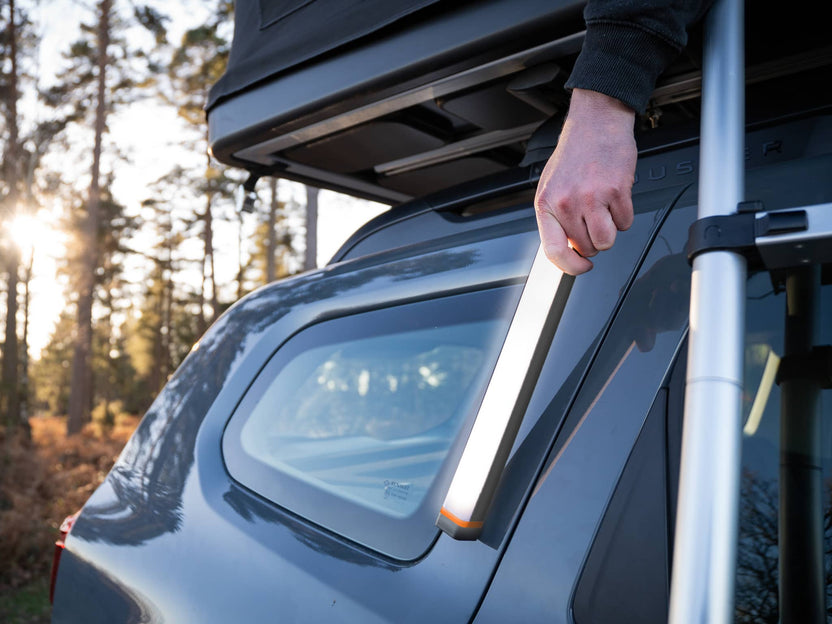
[0,414,139,594]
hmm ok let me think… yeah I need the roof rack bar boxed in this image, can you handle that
[375,122,542,177]
[267,158,412,205]
[233,32,584,162]
[669,0,746,623]
[650,45,832,108]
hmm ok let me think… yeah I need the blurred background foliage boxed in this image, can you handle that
[0,0,338,617]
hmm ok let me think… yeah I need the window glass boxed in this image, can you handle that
[737,268,832,622]
[223,286,519,557]
[240,319,500,517]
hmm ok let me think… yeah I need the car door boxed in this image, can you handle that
[476,112,832,623]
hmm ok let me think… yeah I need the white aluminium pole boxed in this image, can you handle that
[668,0,746,623]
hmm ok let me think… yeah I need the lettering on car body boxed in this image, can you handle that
[634,137,785,189]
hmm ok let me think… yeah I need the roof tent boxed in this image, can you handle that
[207,0,587,203]
[207,1,832,204]
[208,0,444,109]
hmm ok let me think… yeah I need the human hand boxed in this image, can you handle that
[534,89,637,274]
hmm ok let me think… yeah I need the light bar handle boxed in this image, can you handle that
[437,244,572,539]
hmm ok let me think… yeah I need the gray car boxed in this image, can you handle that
[51,1,832,622]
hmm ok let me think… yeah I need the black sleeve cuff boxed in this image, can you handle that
[564,20,682,114]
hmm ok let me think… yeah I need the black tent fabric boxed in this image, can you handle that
[207,0,442,110]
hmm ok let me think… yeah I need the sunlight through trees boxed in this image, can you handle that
[1,0,349,435]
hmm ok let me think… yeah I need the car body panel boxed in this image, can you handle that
[474,197,697,623]
[52,167,686,623]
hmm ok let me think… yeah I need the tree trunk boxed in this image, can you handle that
[197,248,207,336]
[68,0,111,435]
[267,178,279,282]
[205,192,218,322]
[100,279,117,427]
[150,264,164,395]
[304,186,319,271]
[18,247,33,437]
[236,206,245,299]
[162,247,173,383]
[196,195,211,337]
[200,144,218,328]
[2,253,21,428]
[2,0,22,430]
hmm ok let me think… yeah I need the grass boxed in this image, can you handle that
[0,414,140,621]
[0,577,51,624]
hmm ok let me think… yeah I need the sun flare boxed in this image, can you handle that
[5,208,69,359]
[8,213,43,255]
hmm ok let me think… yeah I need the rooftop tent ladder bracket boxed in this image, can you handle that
[686,199,832,271]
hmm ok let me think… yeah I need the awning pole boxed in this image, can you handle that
[668,0,746,622]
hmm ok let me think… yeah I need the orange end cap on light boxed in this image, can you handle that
[439,507,483,529]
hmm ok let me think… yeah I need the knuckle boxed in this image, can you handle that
[553,192,573,214]
[573,239,597,258]
[594,226,616,250]
[578,188,597,208]
[607,184,625,202]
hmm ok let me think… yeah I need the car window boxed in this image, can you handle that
[573,268,832,624]
[736,268,832,622]
[239,319,499,517]
[223,286,519,558]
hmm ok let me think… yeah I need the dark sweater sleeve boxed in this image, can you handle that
[565,0,711,113]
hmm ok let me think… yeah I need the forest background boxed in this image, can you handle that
[0,0,385,619]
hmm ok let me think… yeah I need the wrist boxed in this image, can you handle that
[567,89,635,127]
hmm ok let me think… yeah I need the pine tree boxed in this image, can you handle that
[92,181,140,415]
[67,0,113,434]
[128,169,202,400]
[1,0,24,429]
[166,0,233,331]
[250,178,300,284]
[30,311,75,416]
[42,0,168,434]
[1,0,43,433]
[304,186,319,270]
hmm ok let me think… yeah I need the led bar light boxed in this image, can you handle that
[436,243,573,540]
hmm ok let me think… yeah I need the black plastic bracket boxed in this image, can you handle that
[238,172,262,213]
[686,201,809,268]
[777,345,832,389]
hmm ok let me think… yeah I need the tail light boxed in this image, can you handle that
[50,512,79,604]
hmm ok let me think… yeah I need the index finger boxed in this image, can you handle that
[535,208,593,275]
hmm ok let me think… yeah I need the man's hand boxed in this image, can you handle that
[534,89,637,275]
